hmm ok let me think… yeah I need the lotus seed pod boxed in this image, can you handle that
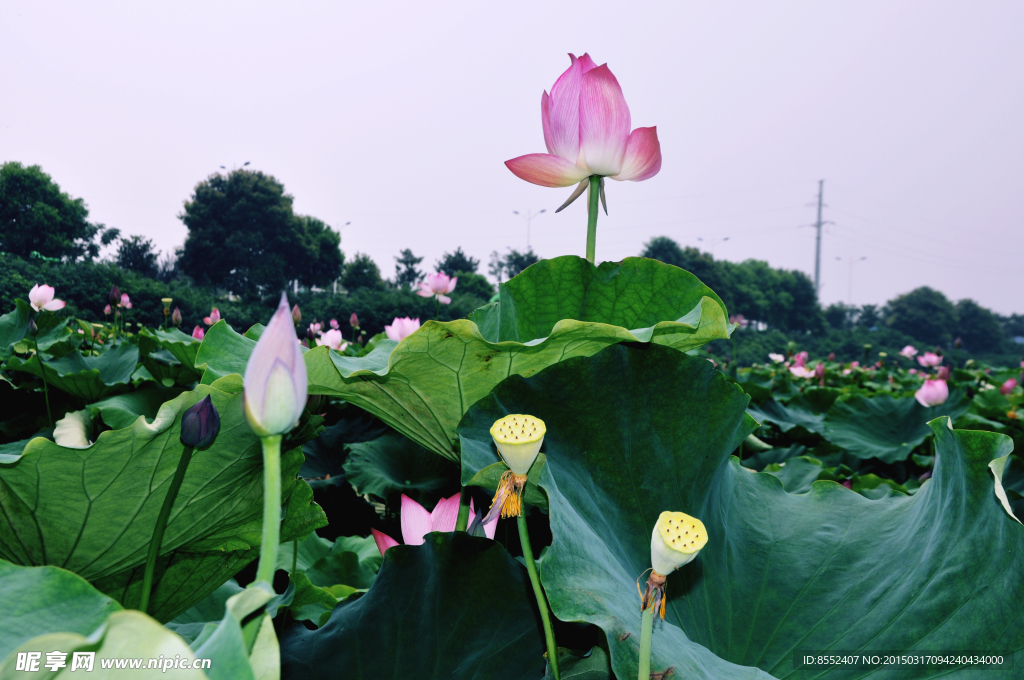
[490,414,546,475]
[650,511,707,576]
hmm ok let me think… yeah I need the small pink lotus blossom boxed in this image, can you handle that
[384,317,421,342]
[936,366,951,381]
[104,304,112,316]
[915,379,949,407]
[917,352,942,367]
[330,318,339,330]
[192,326,205,340]
[119,293,132,309]
[28,284,65,312]
[842,369,852,376]
[505,54,661,191]
[243,293,307,437]
[1001,379,1018,395]
[371,493,497,556]
[729,314,748,329]
[203,308,221,325]
[291,304,302,324]
[308,322,322,338]
[350,313,359,328]
[851,361,860,368]
[789,365,815,379]
[417,272,458,305]
[909,368,918,375]
[815,362,825,383]
[792,351,809,368]
[900,345,918,359]
[317,329,348,352]
[828,352,836,361]
[768,353,785,363]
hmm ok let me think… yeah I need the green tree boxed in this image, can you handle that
[342,253,384,291]
[640,236,686,268]
[452,272,495,301]
[436,247,479,276]
[116,235,159,277]
[954,299,1005,353]
[394,249,424,289]
[178,170,339,297]
[825,303,854,330]
[503,248,539,278]
[0,162,109,261]
[883,287,956,347]
[857,304,880,329]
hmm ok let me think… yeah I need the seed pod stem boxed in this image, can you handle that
[140,443,194,614]
[518,513,559,680]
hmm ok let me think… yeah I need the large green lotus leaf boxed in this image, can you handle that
[5,342,139,401]
[295,256,727,460]
[0,610,210,680]
[344,430,459,503]
[0,300,71,360]
[0,384,326,621]
[459,345,1024,679]
[747,398,827,437]
[279,532,547,680]
[139,328,202,371]
[87,385,187,429]
[822,390,969,462]
[0,560,122,661]
[0,300,31,360]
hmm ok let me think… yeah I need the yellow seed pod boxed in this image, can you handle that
[650,511,707,576]
[490,414,545,475]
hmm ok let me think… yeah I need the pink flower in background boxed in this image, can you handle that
[828,352,836,361]
[768,353,785,363]
[909,368,919,375]
[789,365,815,379]
[815,362,825,383]
[384,317,421,342]
[936,366,951,381]
[917,352,942,367]
[851,361,860,368]
[792,351,809,368]
[103,304,112,316]
[729,314,748,329]
[28,284,65,312]
[417,272,458,304]
[505,54,661,190]
[330,318,339,330]
[915,379,949,407]
[192,326,205,340]
[350,313,359,328]
[1001,379,1018,395]
[900,345,918,359]
[291,304,302,324]
[119,293,132,309]
[317,329,348,352]
[371,493,497,556]
[204,308,221,325]
[308,322,322,337]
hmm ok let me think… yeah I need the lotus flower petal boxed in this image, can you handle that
[430,494,462,533]
[915,379,949,407]
[546,54,584,162]
[505,153,590,188]
[578,65,631,177]
[243,293,307,437]
[610,127,662,182]
[371,528,399,556]
[400,494,433,545]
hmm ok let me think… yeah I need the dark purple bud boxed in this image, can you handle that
[27,318,38,337]
[180,395,220,448]
[954,337,963,349]
[109,285,122,306]
[171,307,182,326]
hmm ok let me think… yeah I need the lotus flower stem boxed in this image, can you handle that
[586,175,600,264]
[454,486,472,532]
[31,333,53,428]
[518,513,559,680]
[255,434,283,585]
[638,605,655,680]
[292,540,299,574]
[140,443,194,614]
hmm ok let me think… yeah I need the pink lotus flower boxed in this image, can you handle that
[815,362,825,385]
[505,54,661,193]
[768,353,785,363]
[204,308,221,326]
[192,326,205,340]
[330,318,339,330]
[243,294,308,437]
[900,345,918,359]
[729,314,748,329]
[103,304,112,316]
[317,328,348,352]
[851,361,860,368]
[915,379,949,407]
[384,317,421,342]
[417,272,458,304]
[371,493,497,556]
[792,351,809,368]
[936,366,951,382]
[291,304,301,324]
[119,293,132,309]
[308,322,322,338]
[909,368,918,375]
[28,284,65,312]
[917,352,942,367]
[350,313,359,328]
[789,365,815,379]
[828,352,836,361]
[1001,379,1018,395]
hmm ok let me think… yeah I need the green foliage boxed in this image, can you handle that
[392,248,423,289]
[178,169,341,296]
[341,252,384,291]
[0,162,104,262]
[503,247,540,278]
[450,271,494,301]
[955,298,1005,353]
[435,246,479,275]
[115,235,159,277]
[279,533,548,680]
[460,345,1024,679]
[883,286,957,347]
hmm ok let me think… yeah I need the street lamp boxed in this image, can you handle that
[836,256,867,305]
[513,209,546,249]
[697,236,730,257]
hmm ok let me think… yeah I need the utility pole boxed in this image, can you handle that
[814,179,824,295]
[513,209,546,249]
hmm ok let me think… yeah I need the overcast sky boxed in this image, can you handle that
[3,1,1021,314]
